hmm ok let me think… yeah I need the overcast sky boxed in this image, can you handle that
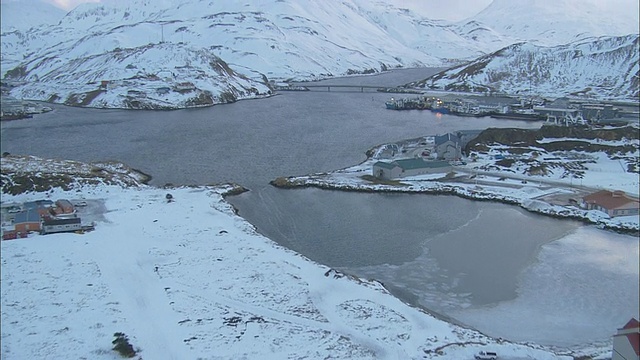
[45,0,98,10]
[39,0,493,21]
[384,0,493,20]
[12,0,637,23]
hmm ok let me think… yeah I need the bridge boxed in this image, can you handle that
[291,84,391,92]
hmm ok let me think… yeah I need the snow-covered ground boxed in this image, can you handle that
[1,183,586,360]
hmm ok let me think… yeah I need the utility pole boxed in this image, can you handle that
[161,23,164,43]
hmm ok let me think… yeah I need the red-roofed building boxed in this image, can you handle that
[612,318,640,360]
[582,190,639,217]
[53,199,75,216]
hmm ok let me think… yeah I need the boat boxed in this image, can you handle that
[0,112,33,121]
[452,109,484,117]
[385,98,402,110]
[490,112,545,121]
[385,96,430,110]
[430,98,449,114]
[431,107,449,114]
[490,108,545,121]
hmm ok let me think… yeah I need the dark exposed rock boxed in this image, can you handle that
[465,125,639,155]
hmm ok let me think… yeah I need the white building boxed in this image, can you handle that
[372,159,452,180]
[612,318,639,360]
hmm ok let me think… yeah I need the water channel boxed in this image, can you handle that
[1,69,637,349]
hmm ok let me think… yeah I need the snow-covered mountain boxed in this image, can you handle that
[465,0,639,46]
[0,0,441,109]
[1,0,638,108]
[411,34,640,101]
[0,0,66,33]
[0,0,67,73]
[6,41,272,109]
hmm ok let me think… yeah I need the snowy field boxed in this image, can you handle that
[1,185,580,360]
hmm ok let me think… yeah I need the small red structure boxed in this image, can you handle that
[612,318,640,360]
[2,230,28,240]
[3,230,17,240]
[53,199,75,215]
[582,190,640,217]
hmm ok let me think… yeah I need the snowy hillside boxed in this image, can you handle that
[0,0,436,109]
[7,42,272,109]
[411,35,640,101]
[466,0,640,46]
[0,0,66,33]
[0,0,475,80]
[1,0,639,108]
[0,0,67,72]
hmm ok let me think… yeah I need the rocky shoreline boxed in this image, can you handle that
[270,174,639,236]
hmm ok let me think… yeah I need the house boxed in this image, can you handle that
[434,133,462,160]
[612,318,639,360]
[373,159,452,180]
[42,218,82,234]
[13,209,42,233]
[12,200,54,234]
[9,199,84,236]
[581,190,640,217]
[373,161,402,180]
[53,199,75,216]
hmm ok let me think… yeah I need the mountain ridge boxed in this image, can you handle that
[409,34,639,100]
[1,0,638,108]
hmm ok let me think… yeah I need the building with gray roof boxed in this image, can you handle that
[434,133,462,160]
[373,159,452,180]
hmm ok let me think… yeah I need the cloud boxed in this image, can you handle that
[44,0,99,10]
[385,0,492,21]
[37,0,492,20]
[28,0,640,23]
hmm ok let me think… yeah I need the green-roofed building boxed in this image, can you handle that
[372,158,452,180]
